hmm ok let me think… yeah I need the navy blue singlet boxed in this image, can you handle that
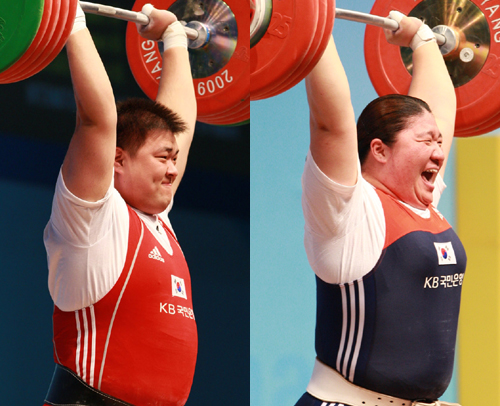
[315,189,467,401]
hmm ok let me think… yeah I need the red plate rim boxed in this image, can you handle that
[0,0,51,81]
[126,0,249,118]
[250,0,318,99]
[14,0,77,83]
[255,0,324,100]
[2,0,67,82]
[260,0,336,100]
[364,0,500,136]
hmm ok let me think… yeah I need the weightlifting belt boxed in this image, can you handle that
[44,364,134,406]
[306,358,461,406]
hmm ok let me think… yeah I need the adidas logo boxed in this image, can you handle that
[148,246,165,262]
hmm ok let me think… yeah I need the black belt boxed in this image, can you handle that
[45,364,134,406]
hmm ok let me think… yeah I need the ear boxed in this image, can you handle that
[370,138,390,164]
[114,147,126,173]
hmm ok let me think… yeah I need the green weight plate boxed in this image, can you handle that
[0,0,44,72]
[0,0,52,83]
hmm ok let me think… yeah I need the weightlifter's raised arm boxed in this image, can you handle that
[385,11,456,176]
[136,5,197,196]
[62,5,117,202]
[305,37,358,186]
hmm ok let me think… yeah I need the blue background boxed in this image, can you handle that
[0,3,249,403]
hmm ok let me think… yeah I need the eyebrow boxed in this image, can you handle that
[415,131,442,140]
[157,146,179,154]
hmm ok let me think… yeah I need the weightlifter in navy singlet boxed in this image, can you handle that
[295,11,465,406]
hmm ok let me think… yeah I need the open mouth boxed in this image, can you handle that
[422,168,438,183]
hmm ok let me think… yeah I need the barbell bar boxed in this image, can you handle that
[79,0,246,124]
[3,0,498,133]
[249,1,447,48]
[0,0,248,126]
[82,2,448,50]
[249,1,456,101]
[335,8,446,46]
[125,0,248,125]
[79,0,500,135]
[80,1,204,47]
[250,0,500,137]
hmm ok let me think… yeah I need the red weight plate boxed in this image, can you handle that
[197,95,249,125]
[1,0,63,82]
[453,100,500,136]
[199,96,248,120]
[0,0,51,83]
[280,0,335,95]
[199,90,249,122]
[454,92,500,135]
[202,97,249,125]
[203,111,248,125]
[454,112,500,137]
[196,88,249,124]
[10,0,76,83]
[364,0,500,137]
[250,0,318,100]
[218,119,249,126]
[252,0,319,100]
[21,0,76,82]
[257,0,321,99]
[126,0,249,123]
[263,0,336,99]
[198,105,246,124]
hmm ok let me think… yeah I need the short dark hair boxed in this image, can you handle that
[116,98,187,156]
[357,94,431,164]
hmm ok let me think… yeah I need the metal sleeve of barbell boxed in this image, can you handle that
[335,8,446,46]
[79,1,199,40]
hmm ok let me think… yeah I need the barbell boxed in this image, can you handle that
[0,0,249,126]
[2,0,500,134]
[364,0,500,137]
[250,0,500,137]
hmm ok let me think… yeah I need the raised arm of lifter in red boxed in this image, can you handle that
[62,3,118,202]
[137,5,197,196]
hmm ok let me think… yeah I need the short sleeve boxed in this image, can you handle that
[44,170,130,311]
[301,151,386,284]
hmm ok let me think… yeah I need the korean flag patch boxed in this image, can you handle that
[434,242,457,265]
[172,275,187,299]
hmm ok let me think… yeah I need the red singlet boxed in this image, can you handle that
[52,206,198,406]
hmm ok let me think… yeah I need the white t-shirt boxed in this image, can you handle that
[301,150,446,285]
[44,170,175,312]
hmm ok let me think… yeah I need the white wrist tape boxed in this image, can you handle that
[161,21,188,50]
[388,10,404,26]
[71,2,86,35]
[141,3,155,17]
[410,23,436,50]
[140,4,187,49]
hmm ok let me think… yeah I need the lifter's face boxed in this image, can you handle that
[380,111,444,209]
[114,130,179,215]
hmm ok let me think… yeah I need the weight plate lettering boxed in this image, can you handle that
[126,0,249,125]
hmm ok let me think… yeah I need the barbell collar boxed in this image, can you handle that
[184,21,210,49]
[335,7,447,46]
[79,1,200,42]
